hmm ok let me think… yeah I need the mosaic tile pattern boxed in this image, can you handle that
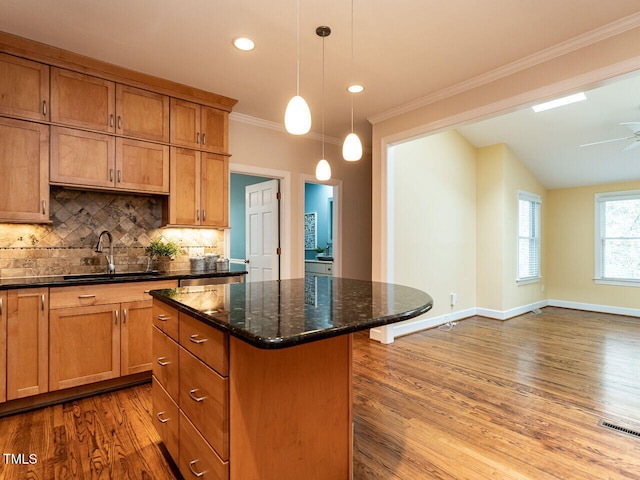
[0,187,224,278]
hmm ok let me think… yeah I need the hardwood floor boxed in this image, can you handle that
[352,307,640,479]
[0,307,638,479]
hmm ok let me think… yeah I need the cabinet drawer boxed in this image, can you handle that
[152,377,179,462]
[152,327,179,400]
[50,280,176,309]
[179,411,229,480]
[153,299,179,341]
[180,313,228,376]
[179,347,229,461]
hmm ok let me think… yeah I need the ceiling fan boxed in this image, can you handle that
[580,122,640,150]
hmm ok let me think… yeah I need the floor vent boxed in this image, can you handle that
[598,420,640,439]
[530,308,543,315]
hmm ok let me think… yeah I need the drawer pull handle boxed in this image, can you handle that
[156,411,170,423]
[189,334,208,345]
[43,100,47,116]
[118,115,122,130]
[109,114,114,127]
[0,297,2,315]
[189,459,206,478]
[115,310,119,325]
[78,294,96,299]
[41,294,45,310]
[157,314,170,321]
[157,357,170,366]
[189,389,207,402]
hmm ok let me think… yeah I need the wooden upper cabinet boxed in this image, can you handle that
[0,117,49,223]
[0,53,49,121]
[0,291,6,404]
[170,98,200,149]
[116,84,169,142]
[201,107,228,154]
[170,98,229,154]
[6,288,49,400]
[51,68,115,133]
[201,153,229,228]
[116,138,169,193]
[167,147,200,225]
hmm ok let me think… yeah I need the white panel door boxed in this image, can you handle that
[245,179,280,282]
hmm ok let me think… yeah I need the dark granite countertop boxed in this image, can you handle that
[150,276,433,349]
[0,264,247,289]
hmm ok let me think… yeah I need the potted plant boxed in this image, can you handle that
[146,238,181,273]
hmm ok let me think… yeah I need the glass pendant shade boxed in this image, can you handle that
[284,95,312,135]
[315,159,331,181]
[342,132,363,161]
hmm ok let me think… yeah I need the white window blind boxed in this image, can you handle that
[595,191,640,282]
[517,191,541,281]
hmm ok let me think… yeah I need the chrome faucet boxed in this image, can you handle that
[95,230,116,274]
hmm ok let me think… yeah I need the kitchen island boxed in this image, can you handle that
[150,277,432,480]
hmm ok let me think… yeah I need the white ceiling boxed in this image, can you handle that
[1,0,640,188]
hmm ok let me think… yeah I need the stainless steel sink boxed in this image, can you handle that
[62,272,161,282]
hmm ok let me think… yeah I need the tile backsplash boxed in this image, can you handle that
[0,187,223,278]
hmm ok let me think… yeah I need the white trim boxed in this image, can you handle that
[476,300,548,321]
[595,278,640,287]
[516,277,541,286]
[548,299,640,318]
[518,190,541,204]
[369,308,477,342]
[302,175,343,279]
[228,163,292,280]
[368,12,640,124]
[517,190,541,281]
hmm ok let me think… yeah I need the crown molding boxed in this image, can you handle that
[230,112,342,146]
[368,11,640,125]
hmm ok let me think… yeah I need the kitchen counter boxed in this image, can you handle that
[150,276,433,349]
[150,277,432,478]
[0,264,247,289]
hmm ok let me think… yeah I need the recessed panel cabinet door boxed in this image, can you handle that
[6,288,48,400]
[0,53,49,121]
[51,68,115,132]
[170,98,200,149]
[168,147,200,225]
[0,291,7,404]
[50,126,116,189]
[201,107,228,154]
[201,153,229,227]
[0,118,49,223]
[121,300,153,375]
[49,304,120,391]
[116,138,169,193]
[116,84,169,142]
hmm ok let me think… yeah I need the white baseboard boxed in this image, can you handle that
[369,298,639,344]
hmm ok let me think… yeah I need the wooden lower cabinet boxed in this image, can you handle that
[180,411,229,480]
[121,300,155,375]
[6,288,49,400]
[49,304,120,390]
[0,291,6,403]
[152,377,179,462]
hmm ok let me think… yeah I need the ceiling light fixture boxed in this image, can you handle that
[284,0,311,135]
[347,84,364,94]
[315,26,332,181]
[532,92,586,112]
[233,37,255,51]
[342,0,363,162]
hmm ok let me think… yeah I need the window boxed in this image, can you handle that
[595,190,640,284]
[517,191,541,282]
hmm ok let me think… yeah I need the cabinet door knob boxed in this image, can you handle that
[189,389,207,402]
[109,169,114,182]
[41,294,45,311]
[202,133,206,145]
[109,114,114,128]
[202,210,206,221]
[117,116,122,130]
[42,200,46,215]
[196,132,200,144]
[115,310,119,325]
[117,170,122,183]
[196,210,200,221]
[156,411,170,423]
[189,460,206,478]
[156,357,170,366]
[123,309,127,324]
[42,100,47,116]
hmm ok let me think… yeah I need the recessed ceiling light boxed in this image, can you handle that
[233,37,255,51]
[532,92,586,112]
[347,84,364,94]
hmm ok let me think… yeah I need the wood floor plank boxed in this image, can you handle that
[0,307,638,479]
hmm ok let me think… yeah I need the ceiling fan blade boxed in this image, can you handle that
[579,136,635,147]
[622,140,640,151]
[620,122,640,134]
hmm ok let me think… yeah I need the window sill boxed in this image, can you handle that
[594,278,640,287]
[517,276,541,285]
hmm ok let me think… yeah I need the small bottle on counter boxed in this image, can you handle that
[216,257,229,272]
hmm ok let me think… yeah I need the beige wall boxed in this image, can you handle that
[547,180,640,308]
[229,119,372,280]
[372,24,640,285]
[391,130,477,319]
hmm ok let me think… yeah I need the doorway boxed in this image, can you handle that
[229,173,280,282]
[304,181,337,277]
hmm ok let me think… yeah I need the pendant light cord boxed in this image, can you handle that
[322,34,325,159]
[296,0,301,96]
[350,0,355,133]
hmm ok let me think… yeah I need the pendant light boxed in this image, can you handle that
[342,0,363,161]
[284,0,311,135]
[315,26,332,181]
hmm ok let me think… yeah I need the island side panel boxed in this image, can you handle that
[229,334,353,480]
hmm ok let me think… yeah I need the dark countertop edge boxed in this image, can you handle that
[0,268,247,289]
[150,289,433,350]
